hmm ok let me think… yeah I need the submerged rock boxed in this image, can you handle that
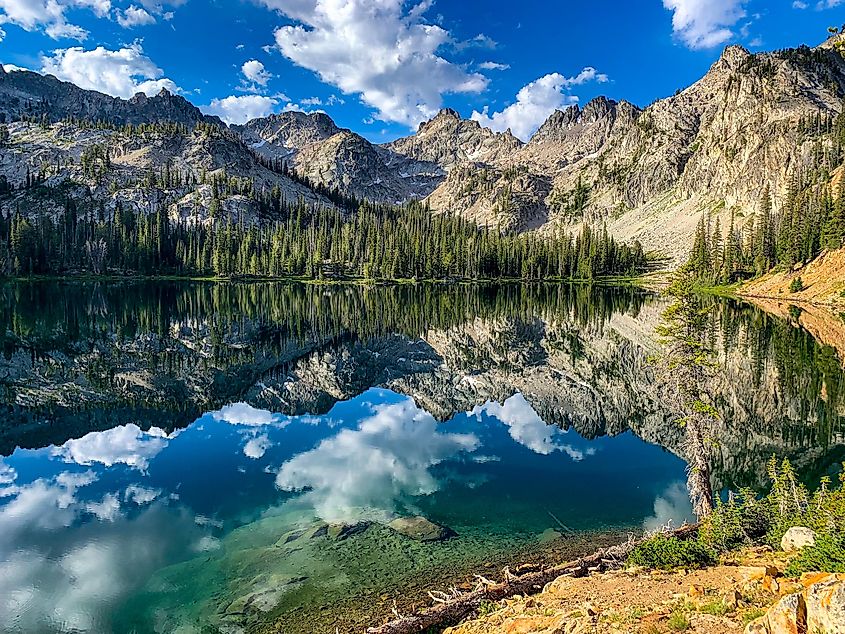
[327,521,371,540]
[388,516,456,542]
[275,521,371,547]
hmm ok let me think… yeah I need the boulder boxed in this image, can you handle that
[805,574,845,634]
[387,516,456,542]
[743,574,845,634]
[781,527,816,553]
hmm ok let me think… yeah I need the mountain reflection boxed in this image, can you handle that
[0,280,842,491]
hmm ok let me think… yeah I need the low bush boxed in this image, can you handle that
[784,533,845,577]
[628,533,715,570]
[789,277,804,293]
[629,459,845,572]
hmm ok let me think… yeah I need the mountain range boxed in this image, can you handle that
[2,33,845,263]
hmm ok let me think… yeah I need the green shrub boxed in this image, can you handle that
[668,609,691,632]
[789,277,804,293]
[784,533,845,577]
[628,533,716,570]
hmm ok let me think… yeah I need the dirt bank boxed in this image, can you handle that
[740,249,845,308]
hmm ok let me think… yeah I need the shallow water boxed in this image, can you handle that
[0,281,842,633]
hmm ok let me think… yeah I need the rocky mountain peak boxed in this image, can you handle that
[129,92,149,105]
[417,108,464,134]
[717,44,752,71]
[581,96,617,123]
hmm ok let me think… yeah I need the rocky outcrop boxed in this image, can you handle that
[746,574,845,634]
[384,109,523,171]
[0,120,329,224]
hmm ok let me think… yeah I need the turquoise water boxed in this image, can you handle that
[0,281,842,633]
[0,389,691,633]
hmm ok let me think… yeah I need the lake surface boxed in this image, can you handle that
[0,281,842,633]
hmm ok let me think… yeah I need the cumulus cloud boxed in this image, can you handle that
[275,398,479,522]
[262,0,487,127]
[241,59,273,88]
[117,5,156,28]
[471,68,608,141]
[52,424,170,472]
[0,471,97,539]
[0,458,16,486]
[473,394,594,460]
[478,61,510,71]
[0,506,199,633]
[662,0,748,50]
[40,43,180,98]
[0,0,114,40]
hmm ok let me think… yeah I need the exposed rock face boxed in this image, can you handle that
[385,108,523,171]
[238,111,441,203]
[746,574,845,634]
[0,69,220,127]
[421,39,845,262]
[5,36,845,259]
[0,120,329,224]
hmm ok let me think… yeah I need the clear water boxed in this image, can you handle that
[0,281,841,633]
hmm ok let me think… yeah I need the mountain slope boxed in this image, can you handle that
[0,65,220,127]
[422,38,845,262]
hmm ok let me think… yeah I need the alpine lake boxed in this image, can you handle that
[0,281,842,634]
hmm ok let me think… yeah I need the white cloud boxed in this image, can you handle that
[471,68,608,141]
[40,43,180,98]
[473,394,594,460]
[52,424,170,472]
[241,59,273,88]
[0,0,113,40]
[75,0,110,17]
[243,433,272,459]
[205,95,279,123]
[262,0,487,128]
[662,0,748,50]
[275,398,479,523]
[478,61,510,71]
[117,5,156,28]
[792,1,808,7]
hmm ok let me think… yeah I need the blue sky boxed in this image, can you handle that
[1,0,844,142]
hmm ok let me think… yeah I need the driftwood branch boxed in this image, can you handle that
[366,524,698,634]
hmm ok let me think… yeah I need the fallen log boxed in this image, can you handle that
[366,523,698,634]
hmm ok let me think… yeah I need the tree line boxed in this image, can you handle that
[0,191,646,280]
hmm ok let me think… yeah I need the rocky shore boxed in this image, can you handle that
[426,542,843,634]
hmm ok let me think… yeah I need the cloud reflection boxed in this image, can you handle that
[643,482,695,532]
[52,424,170,472]
[275,398,479,522]
[474,394,594,460]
